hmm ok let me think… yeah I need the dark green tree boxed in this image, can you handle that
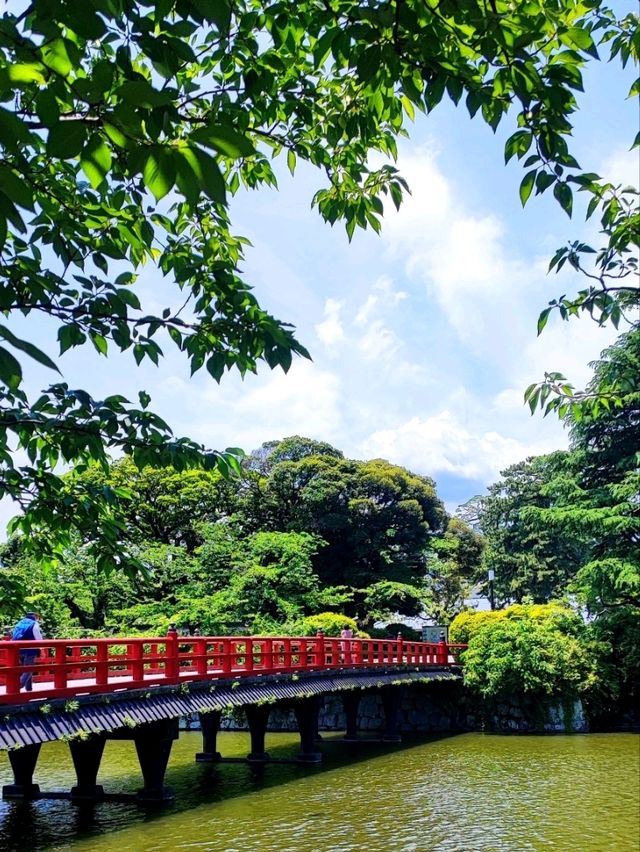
[477,452,588,604]
[532,327,640,615]
[240,443,446,599]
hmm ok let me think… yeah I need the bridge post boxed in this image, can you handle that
[342,692,361,741]
[69,735,106,801]
[293,696,322,763]
[134,718,179,802]
[245,704,271,762]
[195,710,222,762]
[3,743,41,800]
[165,624,180,682]
[381,688,402,742]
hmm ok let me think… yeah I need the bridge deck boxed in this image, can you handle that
[0,667,462,750]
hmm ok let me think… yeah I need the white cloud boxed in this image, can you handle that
[315,298,346,349]
[160,360,344,455]
[354,294,378,327]
[600,146,638,188]
[380,151,539,358]
[378,145,625,391]
[356,318,401,361]
[362,408,560,482]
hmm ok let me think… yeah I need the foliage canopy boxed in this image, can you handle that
[0,0,637,568]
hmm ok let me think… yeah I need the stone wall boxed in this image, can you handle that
[471,697,588,733]
[179,683,588,734]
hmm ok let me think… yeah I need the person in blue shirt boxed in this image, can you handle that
[12,612,43,692]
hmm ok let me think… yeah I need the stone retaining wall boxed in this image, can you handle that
[180,683,588,734]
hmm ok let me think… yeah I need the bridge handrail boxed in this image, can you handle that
[0,634,466,705]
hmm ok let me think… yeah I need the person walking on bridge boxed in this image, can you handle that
[11,612,43,692]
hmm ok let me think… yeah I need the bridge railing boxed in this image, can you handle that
[0,634,466,705]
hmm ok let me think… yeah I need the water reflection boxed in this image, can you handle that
[0,732,638,852]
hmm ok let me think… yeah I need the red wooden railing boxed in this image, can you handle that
[0,631,465,705]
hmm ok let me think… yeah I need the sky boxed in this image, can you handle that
[2,28,638,533]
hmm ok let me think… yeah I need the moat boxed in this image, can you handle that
[1,731,638,851]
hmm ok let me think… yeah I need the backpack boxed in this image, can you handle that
[11,617,35,641]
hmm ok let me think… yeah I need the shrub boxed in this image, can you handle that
[451,603,594,701]
[296,612,359,637]
[449,602,583,644]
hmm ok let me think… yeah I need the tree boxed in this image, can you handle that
[0,0,636,571]
[1,533,146,633]
[423,516,484,623]
[476,452,588,604]
[239,442,446,599]
[114,528,331,634]
[531,327,640,615]
[245,436,344,475]
[81,457,240,551]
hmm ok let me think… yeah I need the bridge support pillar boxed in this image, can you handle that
[342,692,361,741]
[3,743,41,800]
[381,688,402,742]
[69,735,106,801]
[294,697,322,763]
[245,704,271,762]
[134,718,179,802]
[196,710,222,762]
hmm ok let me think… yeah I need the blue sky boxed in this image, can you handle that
[2,32,638,532]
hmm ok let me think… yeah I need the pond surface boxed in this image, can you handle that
[0,731,638,851]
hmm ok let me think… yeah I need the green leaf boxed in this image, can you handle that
[287,149,296,176]
[535,171,555,194]
[118,79,174,107]
[191,123,255,158]
[58,324,86,354]
[91,333,108,355]
[206,352,226,382]
[537,308,552,336]
[0,164,34,210]
[0,345,23,390]
[5,63,46,85]
[143,147,176,202]
[505,131,532,164]
[519,169,536,206]
[553,182,573,217]
[35,90,60,127]
[560,27,598,57]
[174,146,202,203]
[80,135,112,188]
[193,148,226,204]
[47,121,87,158]
[40,39,73,77]
[103,122,127,149]
[0,325,60,373]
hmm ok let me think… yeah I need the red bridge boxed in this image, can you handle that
[0,629,463,705]
[0,630,465,803]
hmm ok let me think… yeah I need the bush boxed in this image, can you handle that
[295,612,360,637]
[449,602,583,644]
[451,603,594,701]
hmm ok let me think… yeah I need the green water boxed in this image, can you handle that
[0,732,638,851]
